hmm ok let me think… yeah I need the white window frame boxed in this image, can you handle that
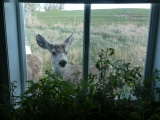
[1,0,27,97]
[1,0,160,101]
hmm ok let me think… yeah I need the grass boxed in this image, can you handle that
[32,8,150,26]
[24,8,150,76]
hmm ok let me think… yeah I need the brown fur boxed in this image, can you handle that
[27,54,43,82]
[62,65,110,84]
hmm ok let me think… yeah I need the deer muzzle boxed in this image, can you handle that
[59,60,67,68]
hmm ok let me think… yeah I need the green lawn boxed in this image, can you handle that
[32,8,150,27]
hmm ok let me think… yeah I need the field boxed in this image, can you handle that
[24,8,150,76]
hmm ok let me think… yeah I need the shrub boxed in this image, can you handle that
[1,48,160,120]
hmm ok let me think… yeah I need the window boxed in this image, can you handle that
[1,1,160,100]
[23,3,151,80]
[89,4,151,96]
[24,3,84,82]
[90,4,150,71]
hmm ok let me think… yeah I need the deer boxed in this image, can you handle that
[36,33,110,84]
[26,45,43,83]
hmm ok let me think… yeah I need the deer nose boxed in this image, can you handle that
[59,60,67,67]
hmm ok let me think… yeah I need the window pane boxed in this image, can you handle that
[23,3,84,83]
[90,4,151,98]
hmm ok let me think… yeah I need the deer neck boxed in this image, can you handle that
[51,62,68,78]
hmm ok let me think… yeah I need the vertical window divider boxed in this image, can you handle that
[16,2,27,93]
[143,4,159,91]
[144,4,159,79]
[82,4,91,82]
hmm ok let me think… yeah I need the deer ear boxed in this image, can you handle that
[63,33,73,47]
[36,34,51,50]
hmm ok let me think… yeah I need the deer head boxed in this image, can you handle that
[36,33,73,72]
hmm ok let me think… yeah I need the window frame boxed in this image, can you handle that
[143,4,160,88]
[19,0,157,4]
[16,2,28,93]
[0,0,10,101]
[1,0,160,101]
[1,0,27,100]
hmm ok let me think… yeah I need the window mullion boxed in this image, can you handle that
[82,4,91,81]
[16,2,27,93]
[144,4,159,79]
[143,4,160,100]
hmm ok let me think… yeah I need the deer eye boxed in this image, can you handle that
[52,51,56,55]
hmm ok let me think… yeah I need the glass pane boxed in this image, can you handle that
[23,3,84,83]
[90,4,151,98]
